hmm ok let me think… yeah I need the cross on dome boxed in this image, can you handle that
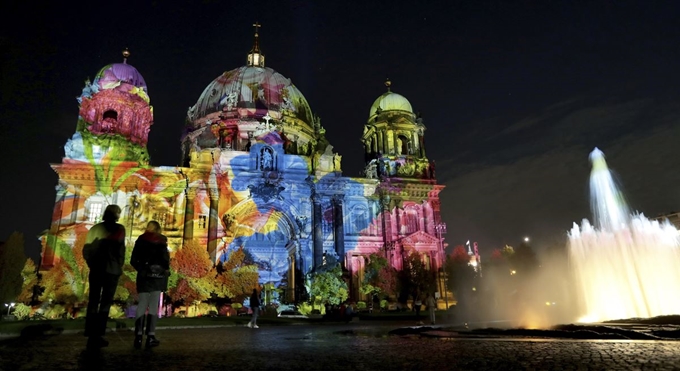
[248,21,265,67]
[263,113,272,130]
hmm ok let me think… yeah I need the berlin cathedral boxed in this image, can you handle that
[40,25,448,303]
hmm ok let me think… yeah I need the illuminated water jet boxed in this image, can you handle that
[568,148,680,322]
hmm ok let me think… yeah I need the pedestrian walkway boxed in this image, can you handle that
[2,324,680,370]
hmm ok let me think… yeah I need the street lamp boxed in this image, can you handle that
[5,303,15,316]
[524,236,530,243]
[434,223,447,309]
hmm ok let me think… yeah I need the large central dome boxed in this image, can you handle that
[187,66,314,130]
[181,26,328,165]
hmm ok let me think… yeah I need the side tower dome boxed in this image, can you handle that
[65,49,153,165]
[361,79,432,180]
[369,91,414,120]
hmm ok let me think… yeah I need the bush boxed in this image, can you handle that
[218,304,236,316]
[195,302,216,317]
[380,299,388,309]
[356,301,367,309]
[109,304,125,319]
[12,303,31,320]
[297,302,313,316]
[45,304,66,319]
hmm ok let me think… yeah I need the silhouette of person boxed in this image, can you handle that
[246,288,261,328]
[131,221,170,349]
[414,294,422,318]
[82,205,126,349]
[426,293,437,325]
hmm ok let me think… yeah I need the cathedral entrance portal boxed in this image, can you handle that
[220,199,300,305]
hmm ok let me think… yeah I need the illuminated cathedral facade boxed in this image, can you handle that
[40,28,448,303]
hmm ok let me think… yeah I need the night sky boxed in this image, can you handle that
[3,0,680,260]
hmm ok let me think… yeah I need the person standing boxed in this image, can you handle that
[426,293,437,325]
[82,205,126,348]
[414,293,422,318]
[246,288,260,329]
[130,221,170,348]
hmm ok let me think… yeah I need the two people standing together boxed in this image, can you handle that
[83,204,169,349]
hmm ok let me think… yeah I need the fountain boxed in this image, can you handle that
[568,148,680,322]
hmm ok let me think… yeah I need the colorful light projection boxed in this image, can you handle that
[40,44,447,309]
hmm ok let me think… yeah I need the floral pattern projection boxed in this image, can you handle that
[184,127,397,304]
[195,149,440,298]
[183,66,317,160]
[37,49,447,314]
[40,62,187,305]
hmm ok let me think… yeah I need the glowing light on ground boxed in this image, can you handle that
[568,148,680,322]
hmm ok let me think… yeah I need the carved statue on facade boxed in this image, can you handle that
[333,154,342,171]
[261,148,273,170]
[365,160,378,179]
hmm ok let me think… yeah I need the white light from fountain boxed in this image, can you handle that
[568,147,680,322]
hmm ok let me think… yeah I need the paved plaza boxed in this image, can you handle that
[1,323,680,370]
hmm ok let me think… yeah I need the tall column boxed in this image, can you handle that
[183,188,197,242]
[412,131,419,156]
[392,131,397,155]
[379,131,385,154]
[207,194,219,262]
[394,200,401,235]
[380,193,391,259]
[313,195,324,270]
[333,196,345,264]
[173,192,185,231]
[50,184,68,233]
[70,188,80,224]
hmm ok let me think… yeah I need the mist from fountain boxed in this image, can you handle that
[568,148,680,322]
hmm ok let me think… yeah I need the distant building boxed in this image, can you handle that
[651,211,680,229]
[40,27,448,303]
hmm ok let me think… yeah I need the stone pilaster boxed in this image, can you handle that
[333,196,345,264]
[313,195,324,270]
[183,188,197,241]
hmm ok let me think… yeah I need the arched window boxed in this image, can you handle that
[103,110,118,121]
[351,205,369,235]
[397,134,410,155]
[88,203,103,223]
[102,110,118,132]
[404,207,418,234]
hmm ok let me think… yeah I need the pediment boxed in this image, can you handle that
[399,230,440,245]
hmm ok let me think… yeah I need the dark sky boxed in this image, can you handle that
[3,0,680,259]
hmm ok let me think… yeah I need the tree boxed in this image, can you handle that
[167,240,214,305]
[399,251,436,302]
[171,240,213,279]
[40,231,91,304]
[445,245,476,299]
[16,258,38,304]
[360,252,397,299]
[213,247,259,300]
[309,265,348,306]
[0,232,27,303]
